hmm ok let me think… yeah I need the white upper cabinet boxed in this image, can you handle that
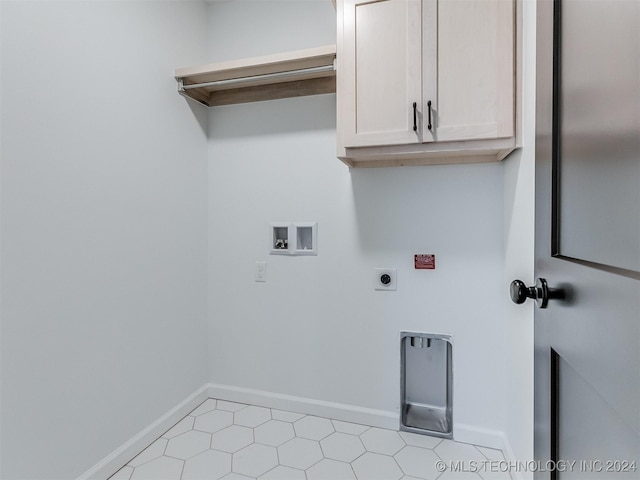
[432,0,514,143]
[338,0,425,147]
[337,0,517,167]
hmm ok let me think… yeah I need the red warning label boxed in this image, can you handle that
[414,254,435,270]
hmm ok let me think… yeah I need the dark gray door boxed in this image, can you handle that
[533,0,640,478]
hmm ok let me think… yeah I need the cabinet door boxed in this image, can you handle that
[428,0,514,142]
[339,0,423,148]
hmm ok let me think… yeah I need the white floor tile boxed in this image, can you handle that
[476,445,506,461]
[434,439,487,464]
[163,416,195,439]
[109,465,133,480]
[479,469,513,480]
[112,397,512,480]
[221,473,255,480]
[307,459,357,480]
[351,452,403,480]
[320,432,366,463]
[232,444,278,477]
[271,409,305,422]
[211,425,254,453]
[182,449,231,480]
[128,438,167,467]
[234,406,271,428]
[394,445,441,480]
[437,471,484,480]
[258,465,305,480]
[278,437,323,469]
[130,456,183,480]
[216,400,248,412]
[254,420,295,447]
[398,431,442,450]
[190,399,218,417]
[165,430,211,460]
[293,415,334,441]
[360,428,405,455]
[332,420,370,436]
[195,409,234,433]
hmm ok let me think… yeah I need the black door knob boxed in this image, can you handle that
[510,278,550,309]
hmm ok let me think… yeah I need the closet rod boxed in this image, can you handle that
[179,64,335,91]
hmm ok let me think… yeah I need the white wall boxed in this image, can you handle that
[0,2,209,478]
[502,0,536,474]
[206,0,509,447]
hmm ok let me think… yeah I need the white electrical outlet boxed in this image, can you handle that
[375,268,397,291]
[255,262,267,282]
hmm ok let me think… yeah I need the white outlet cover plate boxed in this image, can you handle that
[375,268,397,291]
[255,261,267,282]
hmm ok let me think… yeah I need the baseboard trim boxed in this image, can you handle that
[207,383,399,430]
[76,384,209,480]
[454,427,528,480]
[453,423,508,450]
[208,384,510,452]
[500,434,529,480]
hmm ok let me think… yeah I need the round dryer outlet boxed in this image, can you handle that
[375,268,397,291]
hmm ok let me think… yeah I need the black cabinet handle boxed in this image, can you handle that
[427,100,432,131]
[412,102,417,132]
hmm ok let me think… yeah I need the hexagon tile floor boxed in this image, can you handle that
[109,398,511,480]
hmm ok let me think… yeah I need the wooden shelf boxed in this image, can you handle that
[175,45,336,107]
